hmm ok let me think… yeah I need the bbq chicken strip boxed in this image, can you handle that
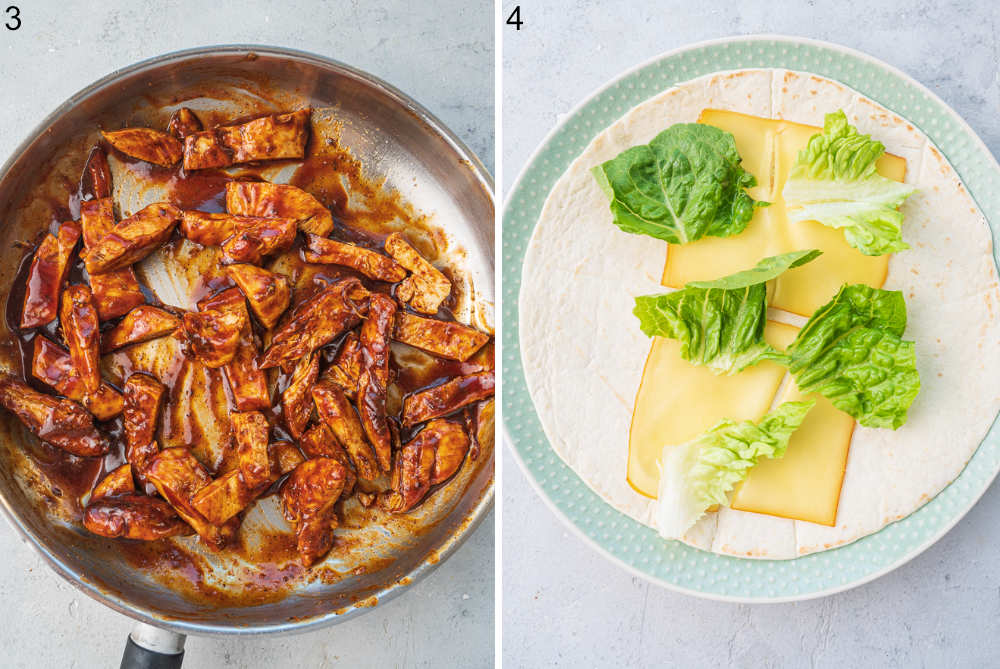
[191,433,292,526]
[311,380,380,480]
[197,288,270,411]
[167,107,203,140]
[217,109,311,164]
[32,336,123,421]
[297,423,357,495]
[91,463,135,500]
[84,202,181,275]
[79,198,146,320]
[281,457,350,566]
[402,371,495,427]
[101,305,182,353]
[59,285,102,394]
[0,375,109,456]
[225,181,333,236]
[180,211,296,258]
[84,495,191,541]
[259,277,370,370]
[80,145,112,201]
[394,311,490,362]
[122,373,166,478]
[303,234,407,282]
[20,223,80,329]
[224,264,290,328]
[179,307,246,368]
[101,128,184,168]
[281,352,318,439]
[219,216,297,265]
[145,447,238,549]
[381,419,470,513]
[269,440,306,475]
[357,294,396,472]
[182,129,231,170]
[384,233,451,314]
[321,332,362,399]
[233,411,271,489]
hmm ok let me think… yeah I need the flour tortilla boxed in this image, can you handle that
[519,69,1000,559]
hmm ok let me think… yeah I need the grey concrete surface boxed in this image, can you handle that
[0,2,493,668]
[502,2,1000,667]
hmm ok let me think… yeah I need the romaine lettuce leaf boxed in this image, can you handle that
[633,250,821,374]
[656,400,815,539]
[785,284,919,429]
[592,123,766,244]
[782,110,916,256]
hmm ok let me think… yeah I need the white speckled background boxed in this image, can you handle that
[0,2,493,667]
[502,2,1000,667]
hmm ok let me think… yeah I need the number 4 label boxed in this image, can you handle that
[506,5,522,30]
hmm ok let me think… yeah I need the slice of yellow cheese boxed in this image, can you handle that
[730,382,855,526]
[626,321,798,498]
[662,110,907,317]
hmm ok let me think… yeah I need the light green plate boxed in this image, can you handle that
[503,35,1000,602]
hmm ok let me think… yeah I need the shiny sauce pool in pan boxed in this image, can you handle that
[0,106,494,607]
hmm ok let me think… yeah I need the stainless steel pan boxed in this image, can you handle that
[0,45,494,665]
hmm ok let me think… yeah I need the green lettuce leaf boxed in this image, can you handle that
[782,110,916,256]
[656,400,815,539]
[592,123,766,244]
[633,250,821,374]
[785,284,919,429]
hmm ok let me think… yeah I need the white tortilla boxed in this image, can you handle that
[519,69,1000,559]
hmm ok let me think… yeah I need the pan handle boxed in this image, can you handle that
[120,622,186,669]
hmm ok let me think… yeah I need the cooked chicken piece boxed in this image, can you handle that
[321,332,363,399]
[183,130,232,170]
[281,352,318,439]
[226,181,333,236]
[311,380,380,480]
[281,457,349,566]
[101,128,184,168]
[197,288,270,411]
[167,107,203,140]
[297,424,357,494]
[219,216,297,265]
[0,375,108,456]
[190,469,255,525]
[191,434,299,526]
[269,440,305,476]
[259,277,370,370]
[59,285,102,394]
[79,199,146,320]
[224,264,290,328]
[31,336,123,421]
[178,211,240,246]
[394,311,490,362]
[233,411,271,489]
[146,447,238,549]
[84,495,191,540]
[20,223,80,329]
[101,306,181,353]
[381,420,470,513]
[402,371,495,427]
[91,463,135,501]
[80,146,112,200]
[384,233,451,314]
[84,202,181,275]
[179,307,246,368]
[217,110,310,164]
[303,234,407,282]
[357,294,396,472]
[357,492,376,508]
[123,373,166,477]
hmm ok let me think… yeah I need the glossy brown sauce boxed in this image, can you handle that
[1,119,493,607]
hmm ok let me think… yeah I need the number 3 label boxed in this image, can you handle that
[5,5,20,30]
